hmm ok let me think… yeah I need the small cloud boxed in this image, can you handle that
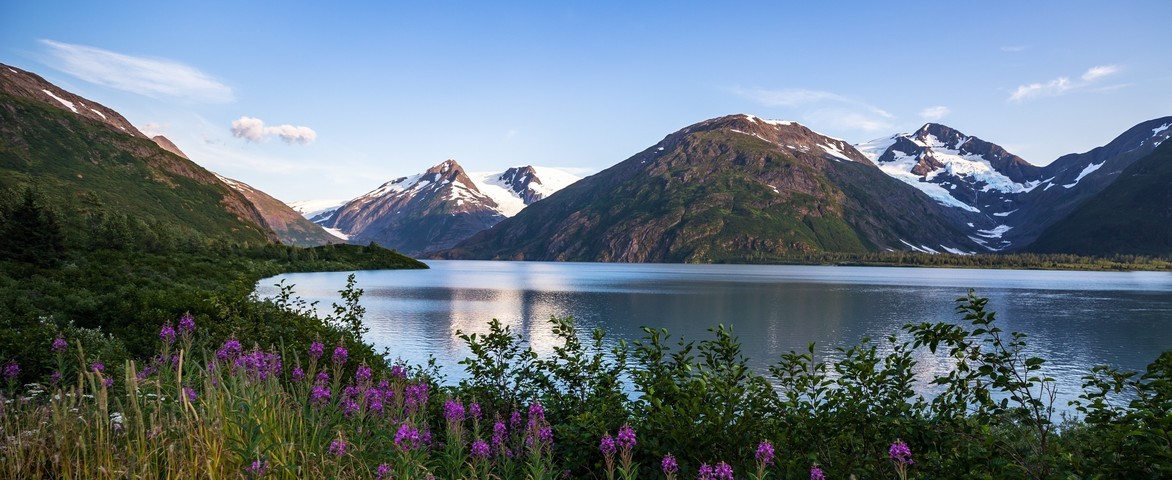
[1001,45,1028,53]
[231,116,317,145]
[731,86,894,133]
[39,39,233,103]
[1082,65,1118,82]
[919,106,950,122]
[805,109,894,133]
[1009,65,1123,103]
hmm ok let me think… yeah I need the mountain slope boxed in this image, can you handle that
[438,114,986,262]
[215,175,343,247]
[0,64,274,245]
[320,160,505,255]
[1009,116,1172,248]
[1027,138,1172,256]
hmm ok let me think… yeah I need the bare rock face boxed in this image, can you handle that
[151,135,190,160]
[497,166,545,204]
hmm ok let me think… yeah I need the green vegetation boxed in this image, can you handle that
[2,290,1169,479]
[713,249,1172,271]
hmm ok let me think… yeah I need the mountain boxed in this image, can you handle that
[0,63,274,245]
[1007,116,1172,248]
[308,162,580,254]
[1027,137,1172,256]
[318,160,506,255]
[437,114,986,262]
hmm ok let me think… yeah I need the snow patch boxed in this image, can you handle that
[992,210,1017,217]
[322,227,349,240]
[1063,162,1104,189]
[288,199,347,218]
[941,245,971,255]
[819,142,854,162]
[878,158,981,212]
[741,114,795,126]
[976,225,1012,239]
[899,240,938,254]
[855,135,899,163]
[1153,123,1170,137]
[41,89,77,113]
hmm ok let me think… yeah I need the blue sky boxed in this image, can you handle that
[4,1,1170,202]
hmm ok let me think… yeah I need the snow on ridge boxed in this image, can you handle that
[992,209,1017,217]
[1063,161,1104,189]
[740,114,796,127]
[877,154,981,212]
[322,227,349,240]
[89,108,106,119]
[819,143,854,162]
[976,225,1012,239]
[288,199,347,218]
[1153,123,1170,137]
[855,135,899,163]
[41,89,77,113]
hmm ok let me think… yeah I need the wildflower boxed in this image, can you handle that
[389,364,406,379]
[810,465,825,480]
[698,463,714,480]
[356,364,372,383]
[316,371,330,385]
[309,341,324,360]
[713,462,734,480]
[394,422,425,451]
[183,387,197,403]
[599,433,617,458]
[890,440,913,465]
[2,361,18,382]
[216,338,242,363]
[444,399,465,424]
[159,322,177,344]
[756,440,774,465]
[376,463,391,480]
[292,366,305,382]
[92,362,105,373]
[469,402,482,421]
[616,424,636,449]
[246,459,269,477]
[50,371,62,385]
[332,345,348,365]
[470,439,491,458]
[310,385,331,405]
[178,313,196,336]
[491,420,508,455]
[662,454,679,478]
[510,409,523,430]
[51,337,68,353]
[104,377,114,388]
[528,401,545,422]
[329,437,347,456]
[405,383,429,413]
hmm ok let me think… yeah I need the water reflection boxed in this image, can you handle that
[257,261,1172,413]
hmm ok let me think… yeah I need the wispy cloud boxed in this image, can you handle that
[1000,45,1028,53]
[231,116,317,145]
[1009,65,1122,102]
[919,106,950,122]
[138,122,166,137]
[732,86,894,133]
[39,40,233,103]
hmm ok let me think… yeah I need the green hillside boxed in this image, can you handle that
[0,92,272,247]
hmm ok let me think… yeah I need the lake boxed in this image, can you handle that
[257,260,1172,410]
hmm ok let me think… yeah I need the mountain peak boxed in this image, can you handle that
[1,63,144,138]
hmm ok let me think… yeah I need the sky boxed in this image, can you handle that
[3,1,1170,203]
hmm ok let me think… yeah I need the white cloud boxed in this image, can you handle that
[1009,65,1121,102]
[139,122,166,137]
[732,86,894,133]
[231,116,317,145]
[919,106,950,122]
[1001,45,1028,53]
[39,39,233,103]
[1082,65,1118,82]
[805,109,894,133]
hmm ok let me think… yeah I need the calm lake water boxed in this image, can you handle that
[257,260,1172,410]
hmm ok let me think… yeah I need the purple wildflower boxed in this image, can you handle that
[404,383,429,413]
[49,371,62,385]
[310,385,331,405]
[510,410,523,431]
[246,459,268,477]
[662,454,679,475]
[316,371,330,385]
[810,465,825,480]
[329,437,346,456]
[376,463,391,480]
[159,322,177,345]
[756,440,775,465]
[2,361,18,382]
[599,433,617,458]
[713,462,734,480]
[444,399,465,423]
[528,401,545,422]
[890,440,913,465]
[51,337,68,353]
[389,364,406,379]
[469,402,482,421]
[394,422,425,451]
[292,366,305,382]
[309,341,324,360]
[356,364,372,383]
[332,345,348,365]
[92,362,105,373]
[616,424,636,450]
[470,439,491,458]
[216,339,242,363]
[491,420,508,455]
[178,313,196,336]
[698,463,714,480]
[103,376,114,388]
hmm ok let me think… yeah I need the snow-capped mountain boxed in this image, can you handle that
[312,160,580,255]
